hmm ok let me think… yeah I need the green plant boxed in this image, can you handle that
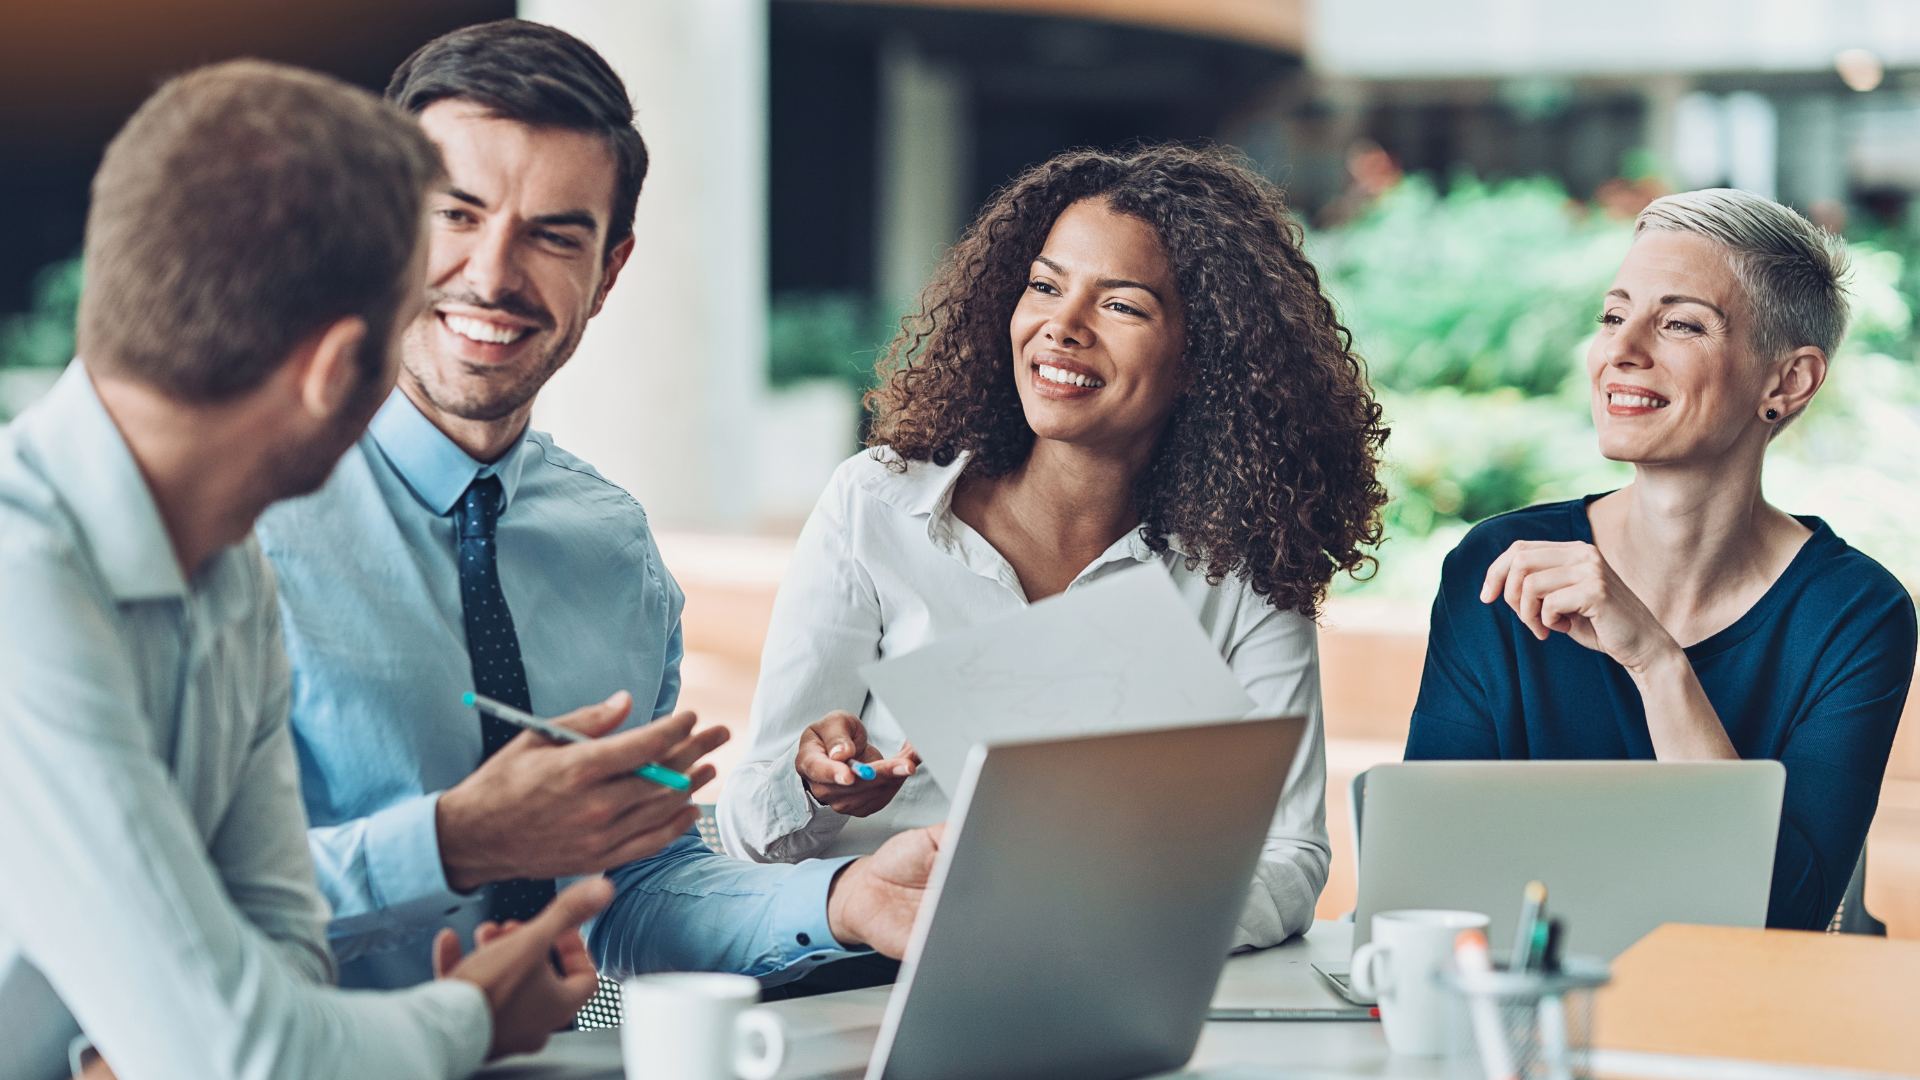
[1318,179,1920,603]
[1,255,82,370]
[1308,174,1633,397]
[767,290,890,389]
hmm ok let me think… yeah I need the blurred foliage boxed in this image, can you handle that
[767,291,889,389]
[1316,177,1920,601]
[1,255,82,369]
[1308,175,1633,397]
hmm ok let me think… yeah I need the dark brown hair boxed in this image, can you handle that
[386,19,647,258]
[867,144,1388,616]
[80,59,442,402]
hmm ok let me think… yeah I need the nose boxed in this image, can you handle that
[1044,295,1095,348]
[1599,313,1655,370]
[457,218,526,304]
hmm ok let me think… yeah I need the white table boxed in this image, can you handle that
[479,921,1445,1079]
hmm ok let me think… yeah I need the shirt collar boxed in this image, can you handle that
[862,445,1193,582]
[17,361,188,601]
[366,388,532,517]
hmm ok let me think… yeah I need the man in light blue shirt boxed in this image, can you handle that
[0,60,624,1080]
[255,20,935,998]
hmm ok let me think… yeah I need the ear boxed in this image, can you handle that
[589,235,636,319]
[1761,345,1827,424]
[295,316,370,420]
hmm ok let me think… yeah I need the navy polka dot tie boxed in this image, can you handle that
[455,475,556,923]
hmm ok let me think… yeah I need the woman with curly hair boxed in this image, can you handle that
[718,145,1389,951]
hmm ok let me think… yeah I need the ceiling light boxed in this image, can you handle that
[1836,49,1884,92]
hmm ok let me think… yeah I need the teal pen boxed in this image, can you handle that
[462,692,693,792]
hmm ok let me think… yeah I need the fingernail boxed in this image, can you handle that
[851,761,876,781]
[893,764,911,776]
[604,691,624,706]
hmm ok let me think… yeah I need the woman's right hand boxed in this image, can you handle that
[795,711,918,817]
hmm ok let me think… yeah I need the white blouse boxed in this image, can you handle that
[716,448,1331,947]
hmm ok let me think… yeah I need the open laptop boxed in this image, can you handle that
[829,716,1306,1080]
[1336,761,1784,970]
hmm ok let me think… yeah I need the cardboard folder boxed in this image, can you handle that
[1593,923,1920,1078]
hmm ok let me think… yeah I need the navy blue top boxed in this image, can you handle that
[1405,496,1916,931]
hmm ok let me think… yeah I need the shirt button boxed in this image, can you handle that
[796,933,811,946]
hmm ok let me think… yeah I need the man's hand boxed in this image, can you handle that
[825,824,945,958]
[435,878,612,1060]
[437,691,728,892]
[796,711,918,818]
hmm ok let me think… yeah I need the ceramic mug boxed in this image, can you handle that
[1350,909,1490,1056]
[621,972,785,1080]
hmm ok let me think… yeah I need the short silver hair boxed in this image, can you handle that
[1634,188,1851,362]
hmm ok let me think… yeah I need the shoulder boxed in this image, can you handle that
[1793,520,1917,633]
[0,426,97,591]
[523,428,651,521]
[0,435,126,676]
[831,446,965,520]
[1443,499,1588,578]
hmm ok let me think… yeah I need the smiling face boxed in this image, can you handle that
[1008,198,1186,457]
[1587,229,1780,466]
[401,100,632,430]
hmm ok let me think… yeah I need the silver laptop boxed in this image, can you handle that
[1348,761,1784,961]
[859,716,1306,1080]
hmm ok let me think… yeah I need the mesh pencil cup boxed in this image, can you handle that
[1438,958,1610,1080]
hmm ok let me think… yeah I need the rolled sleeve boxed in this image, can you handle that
[590,831,863,988]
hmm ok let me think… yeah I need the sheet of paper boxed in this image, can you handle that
[860,564,1256,788]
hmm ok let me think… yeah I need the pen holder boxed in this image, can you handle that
[1437,959,1609,1080]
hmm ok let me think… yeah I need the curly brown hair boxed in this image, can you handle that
[865,144,1388,616]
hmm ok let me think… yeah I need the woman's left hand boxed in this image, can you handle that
[1480,540,1681,674]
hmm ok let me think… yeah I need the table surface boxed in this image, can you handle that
[479,921,1447,1080]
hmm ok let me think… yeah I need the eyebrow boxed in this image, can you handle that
[1606,288,1727,318]
[1033,256,1164,302]
[445,188,599,232]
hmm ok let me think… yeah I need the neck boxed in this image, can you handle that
[398,374,528,463]
[1593,451,1785,620]
[91,370,283,580]
[984,438,1147,550]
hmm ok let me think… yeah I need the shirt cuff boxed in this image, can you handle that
[363,793,473,922]
[759,855,868,986]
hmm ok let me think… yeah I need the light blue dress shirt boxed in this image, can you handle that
[0,365,490,1080]
[255,390,857,990]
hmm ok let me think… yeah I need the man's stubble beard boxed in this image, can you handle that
[266,352,397,502]
[398,313,588,424]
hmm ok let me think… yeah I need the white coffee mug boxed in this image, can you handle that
[621,973,785,1080]
[1350,909,1489,1057]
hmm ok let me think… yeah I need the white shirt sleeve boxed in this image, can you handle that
[1223,604,1333,949]
[718,464,883,862]
[0,535,490,1080]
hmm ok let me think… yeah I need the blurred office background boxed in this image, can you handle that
[3,0,1917,934]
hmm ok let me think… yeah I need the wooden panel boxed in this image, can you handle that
[806,0,1305,54]
[1594,923,1920,1075]
[1318,627,1424,743]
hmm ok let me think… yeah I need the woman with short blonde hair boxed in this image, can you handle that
[1407,188,1915,930]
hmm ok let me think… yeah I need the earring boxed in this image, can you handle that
[1765,409,1780,420]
